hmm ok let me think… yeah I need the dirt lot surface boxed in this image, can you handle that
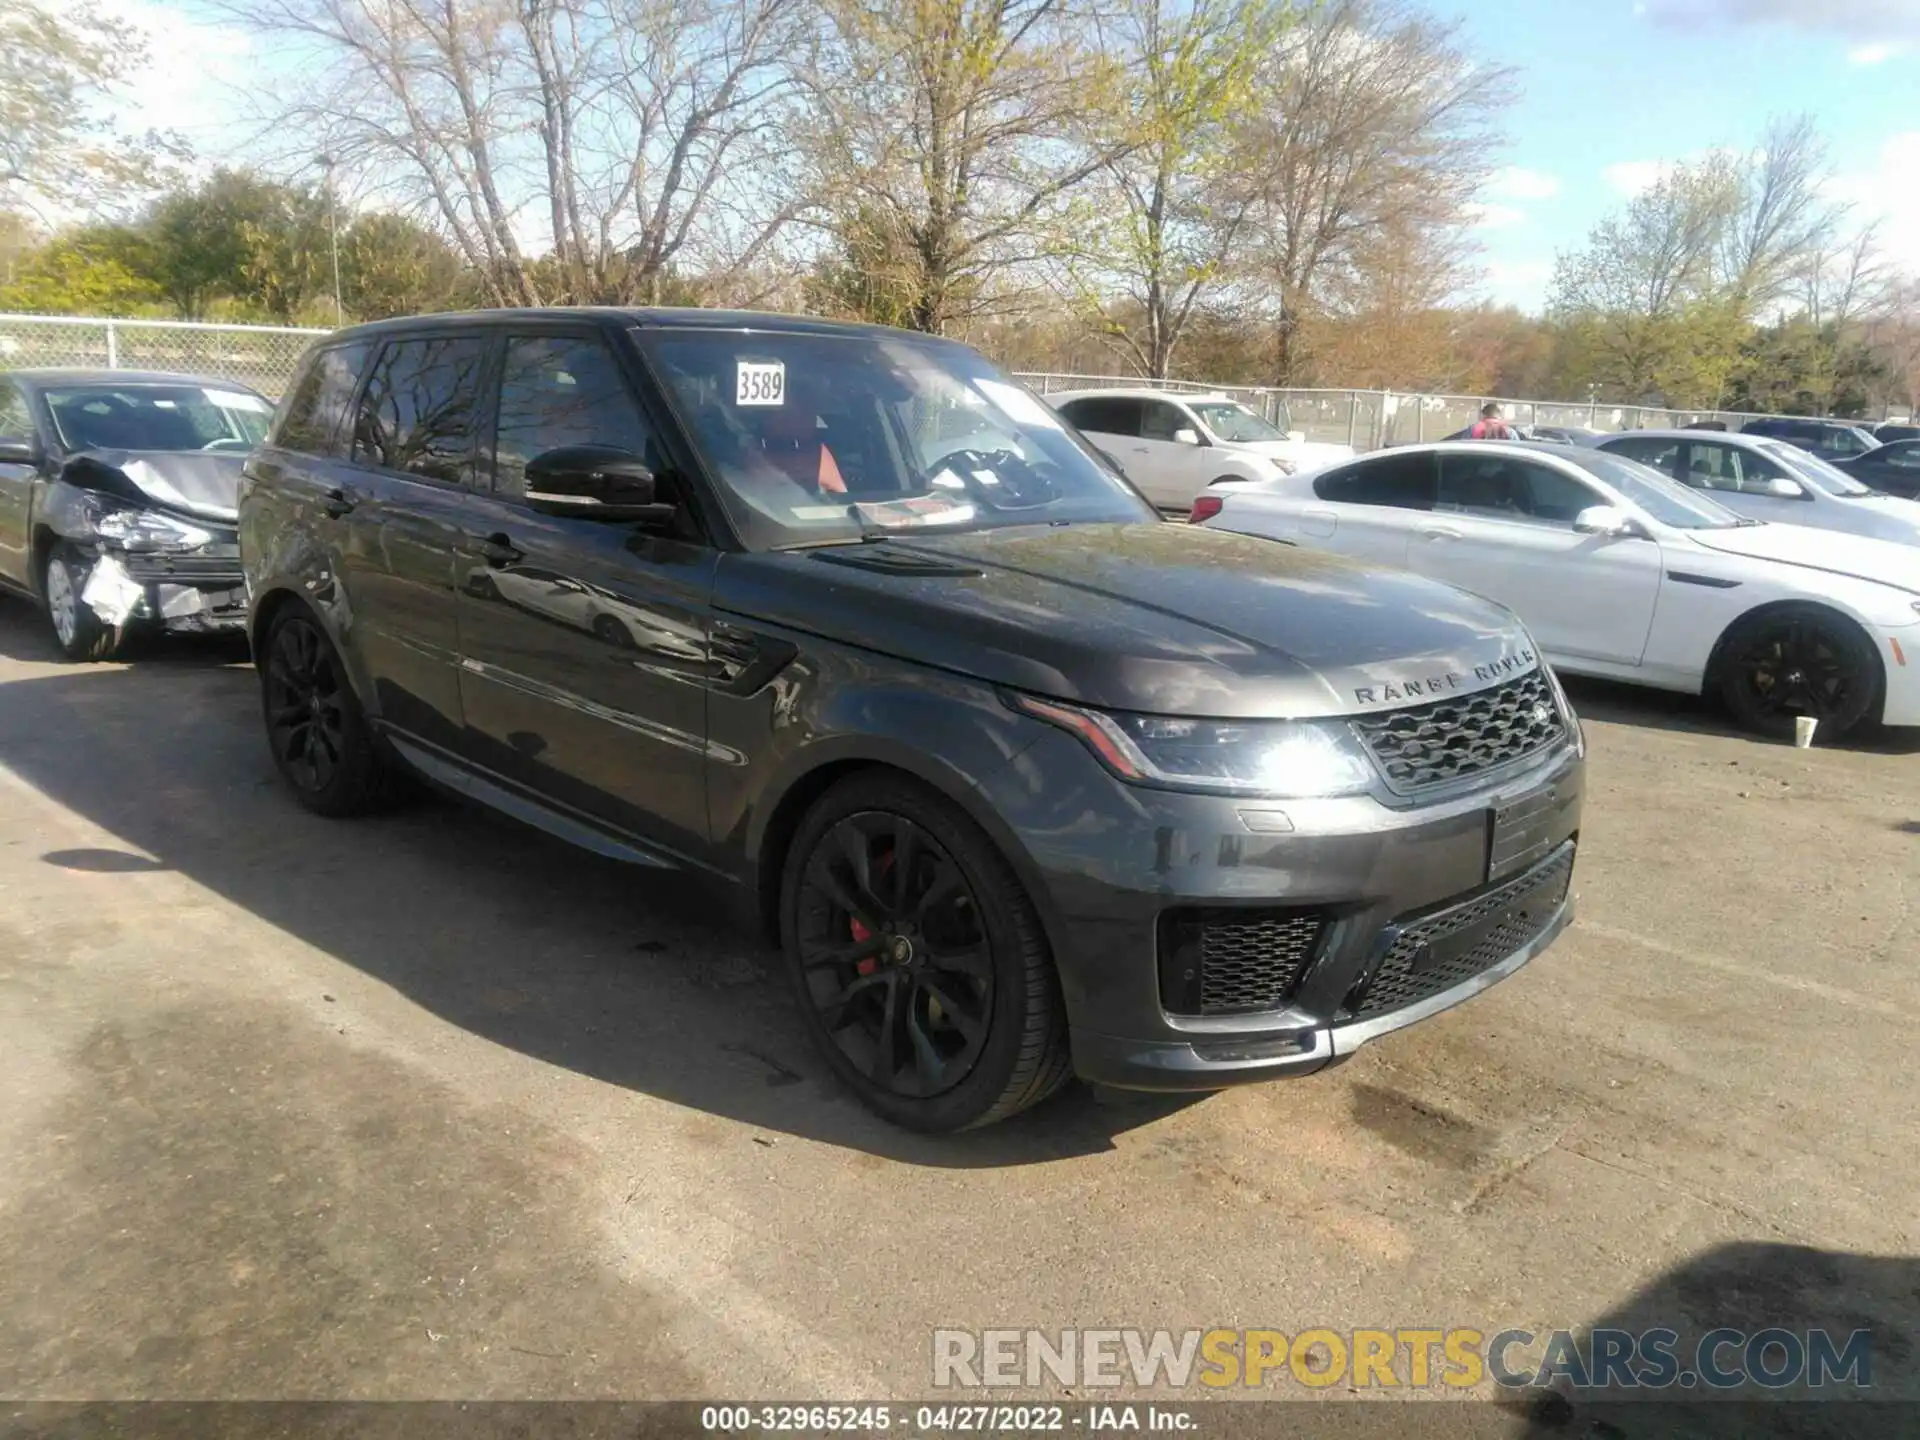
[1,600,1916,1430]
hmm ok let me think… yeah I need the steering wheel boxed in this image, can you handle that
[929,448,1061,510]
[202,437,254,453]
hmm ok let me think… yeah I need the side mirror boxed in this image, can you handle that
[1172,427,1202,447]
[523,445,675,524]
[0,435,42,465]
[1761,477,1806,500]
[1573,504,1644,539]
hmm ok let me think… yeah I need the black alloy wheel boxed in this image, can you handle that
[1719,605,1878,741]
[260,608,398,816]
[781,775,1070,1131]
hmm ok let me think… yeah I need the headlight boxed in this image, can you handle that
[87,503,213,552]
[1010,694,1375,797]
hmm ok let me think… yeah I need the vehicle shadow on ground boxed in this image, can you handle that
[0,604,1195,1168]
[1560,674,1920,756]
[1503,1241,1920,1437]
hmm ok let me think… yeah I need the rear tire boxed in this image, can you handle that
[259,606,401,816]
[779,773,1072,1131]
[42,542,129,662]
[1716,604,1879,741]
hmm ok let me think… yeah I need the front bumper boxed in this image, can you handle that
[984,728,1585,1092]
[81,542,247,634]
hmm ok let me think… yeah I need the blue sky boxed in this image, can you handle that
[1459,0,1920,309]
[96,0,1920,314]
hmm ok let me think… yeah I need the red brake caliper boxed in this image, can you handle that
[849,850,893,975]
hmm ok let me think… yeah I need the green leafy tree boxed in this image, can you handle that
[339,213,480,320]
[0,226,164,314]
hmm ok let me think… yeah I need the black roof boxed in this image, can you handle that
[5,367,269,393]
[322,306,948,346]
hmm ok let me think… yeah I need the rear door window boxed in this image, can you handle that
[1059,397,1143,437]
[1312,450,1437,509]
[351,334,490,484]
[0,379,33,442]
[1605,436,1680,476]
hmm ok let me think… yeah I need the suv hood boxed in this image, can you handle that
[60,448,243,522]
[1686,522,1920,593]
[717,523,1542,720]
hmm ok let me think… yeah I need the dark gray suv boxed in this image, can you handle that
[239,308,1584,1131]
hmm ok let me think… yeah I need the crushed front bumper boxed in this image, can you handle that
[82,544,247,634]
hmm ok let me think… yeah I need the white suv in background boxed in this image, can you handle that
[1048,387,1355,511]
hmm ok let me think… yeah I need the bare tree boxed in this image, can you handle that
[1057,0,1292,378]
[218,0,810,306]
[799,0,1127,335]
[0,0,184,221]
[1803,222,1892,331]
[1721,114,1840,319]
[1230,0,1513,384]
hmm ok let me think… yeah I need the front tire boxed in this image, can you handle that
[42,542,129,662]
[779,773,1071,1132]
[260,607,399,816]
[1717,604,1879,741]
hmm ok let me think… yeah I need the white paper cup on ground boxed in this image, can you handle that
[1794,715,1818,749]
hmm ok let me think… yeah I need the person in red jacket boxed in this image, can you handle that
[1469,403,1514,440]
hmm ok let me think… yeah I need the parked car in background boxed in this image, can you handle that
[0,368,271,659]
[241,308,1583,1131]
[1531,424,1605,444]
[1740,416,1881,461]
[1593,429,1920,546]
[1047,388,1354,511]
[1832,440,1920,500]
[1872,423,1919,444]
[1193,441,1920,741]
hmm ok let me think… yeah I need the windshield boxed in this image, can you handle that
[1564,449,1749,529]
[638,329,1154,548]
[1760,440,1874,497]
[1190,401,1285,444]
[44,383,273,453]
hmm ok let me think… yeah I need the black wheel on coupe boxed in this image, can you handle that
[779,773,1071,1131]
[1717,604,1879,742]
[260,607,398,816]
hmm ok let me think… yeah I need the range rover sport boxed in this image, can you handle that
[239,308,1584,1131]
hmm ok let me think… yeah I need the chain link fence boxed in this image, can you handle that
[0,314,1845,444]
[1013,371,1813,449]
[0,314,326,398]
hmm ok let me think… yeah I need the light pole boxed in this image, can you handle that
[316,153,343,326]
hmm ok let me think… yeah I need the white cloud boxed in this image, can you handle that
[1476,259,1557,312]
[1848,40,1907,63]
[1490,167,1562,201]
[1604,160,1674,197]
[1641,1,1920,38]
[1825,131,1920,276]
[95,0,254,146]
[1467,203,1528,231]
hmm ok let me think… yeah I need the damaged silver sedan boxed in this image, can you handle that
[0,369,270,660]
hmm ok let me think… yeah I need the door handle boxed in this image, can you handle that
[1422,524,1464,540]
[480,533,524,568]
[322,488,356,519]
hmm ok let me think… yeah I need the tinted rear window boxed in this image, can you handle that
[1313,450,1437,508]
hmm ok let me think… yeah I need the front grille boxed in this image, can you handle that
[1160,909,1327,1016]
[1350,845,1574,1020]
[120,548,243,584]
[1351,670,1565,792]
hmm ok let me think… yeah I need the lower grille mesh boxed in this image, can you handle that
[1352,847,1574,1019]
[1160,909,1328,1017]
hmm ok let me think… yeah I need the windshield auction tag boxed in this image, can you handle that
[735,361,786,406]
